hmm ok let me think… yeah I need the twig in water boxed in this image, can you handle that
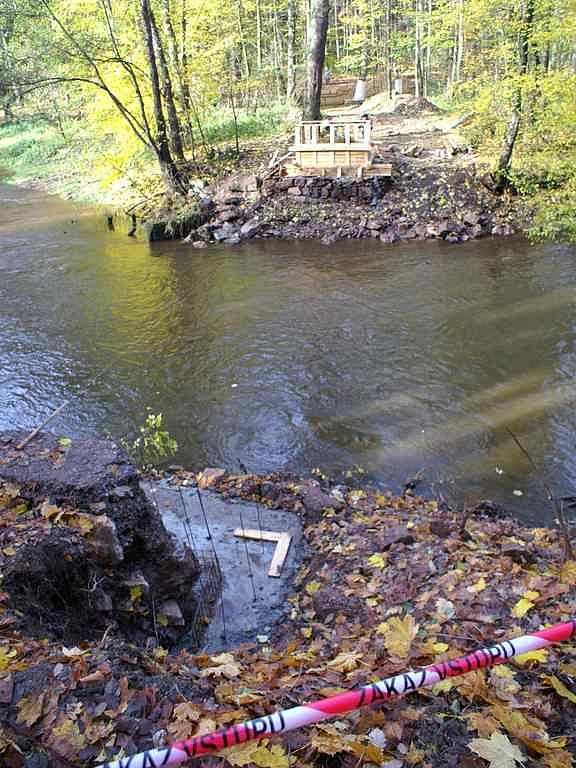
[506,426,574,561]
[16,401,70,451]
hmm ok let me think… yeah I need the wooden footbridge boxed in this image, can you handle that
[276,118,393,179]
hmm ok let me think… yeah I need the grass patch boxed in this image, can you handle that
[0,120,69,180]
[202,102,289,145]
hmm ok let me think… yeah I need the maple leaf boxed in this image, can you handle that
[379,614,419,659]
[305,581,321,595]
[168,701,202,739]
[469,732,525,768]
[543,675,576,704]
[327,651,362,672]
[465,711,500,738]
[223,740,291,768]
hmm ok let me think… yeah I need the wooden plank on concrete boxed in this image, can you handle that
[233,528,293,578]
[269,533,292,578]
[233,528,281,542]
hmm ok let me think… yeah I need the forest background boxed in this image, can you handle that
[0,0,575,241]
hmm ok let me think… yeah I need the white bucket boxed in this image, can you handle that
[352,79,367,103]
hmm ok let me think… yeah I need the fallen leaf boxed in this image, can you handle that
[327,651,362,672]
[469,577,488,593]
[468,732,525,768]
[543,750,574,768]
[435,597,456,621]
[306,581,321,595]
[17,693,46,727]
[511,591,539,618]
[379,614,419,659]
[368,553,387,569]
[491,704,566,755]
[543,675,576,704]
[559,561,576,586]
[2,547,16,557]
[514,648,548,666]
[168,702,202,740]
[465,711,500,738]
[0,648,17,672]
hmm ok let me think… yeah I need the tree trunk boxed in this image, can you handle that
[149,7,185,162]
[414,0,424,98]
[287,0,296,101]
[236,0,251,78]
[494,0,535,192]
[256,0,263,69]
[158,0,196,159]
[303,0,330,121]
[385,0,393,98]
[140,0,186,193]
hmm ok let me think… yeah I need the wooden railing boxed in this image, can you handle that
[292,120,372,149]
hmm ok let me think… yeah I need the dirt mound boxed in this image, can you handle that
[0,431,199,644]
[394,96,443,116]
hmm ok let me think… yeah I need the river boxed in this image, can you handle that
[1,182,576,524]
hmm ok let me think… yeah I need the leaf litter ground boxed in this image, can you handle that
[0,471,575,767]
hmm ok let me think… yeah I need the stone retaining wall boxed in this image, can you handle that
[262,175,391,203]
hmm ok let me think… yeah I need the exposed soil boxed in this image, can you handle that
[0,431,199,646]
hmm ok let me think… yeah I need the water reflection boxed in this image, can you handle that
[1,183,576,523]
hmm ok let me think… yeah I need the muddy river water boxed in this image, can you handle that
[1,182,576,524]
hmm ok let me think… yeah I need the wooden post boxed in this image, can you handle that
[344,124,351,144]
[295,125,301,145]
[312,123,319,145]
[329,124,336,145]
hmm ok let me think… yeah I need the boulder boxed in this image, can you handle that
[380,229,399,244]
[213,223,239,242]
[300,482,345,518]
[240,219,261,239]
[216,208,241,223]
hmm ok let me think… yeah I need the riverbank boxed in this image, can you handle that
[0,435,574,766]
[0,108,523,247]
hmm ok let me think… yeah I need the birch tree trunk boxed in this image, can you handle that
[256,0,263,69]
[414,0,424,98]
[287,0,296,100]
[302,0,330,120]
